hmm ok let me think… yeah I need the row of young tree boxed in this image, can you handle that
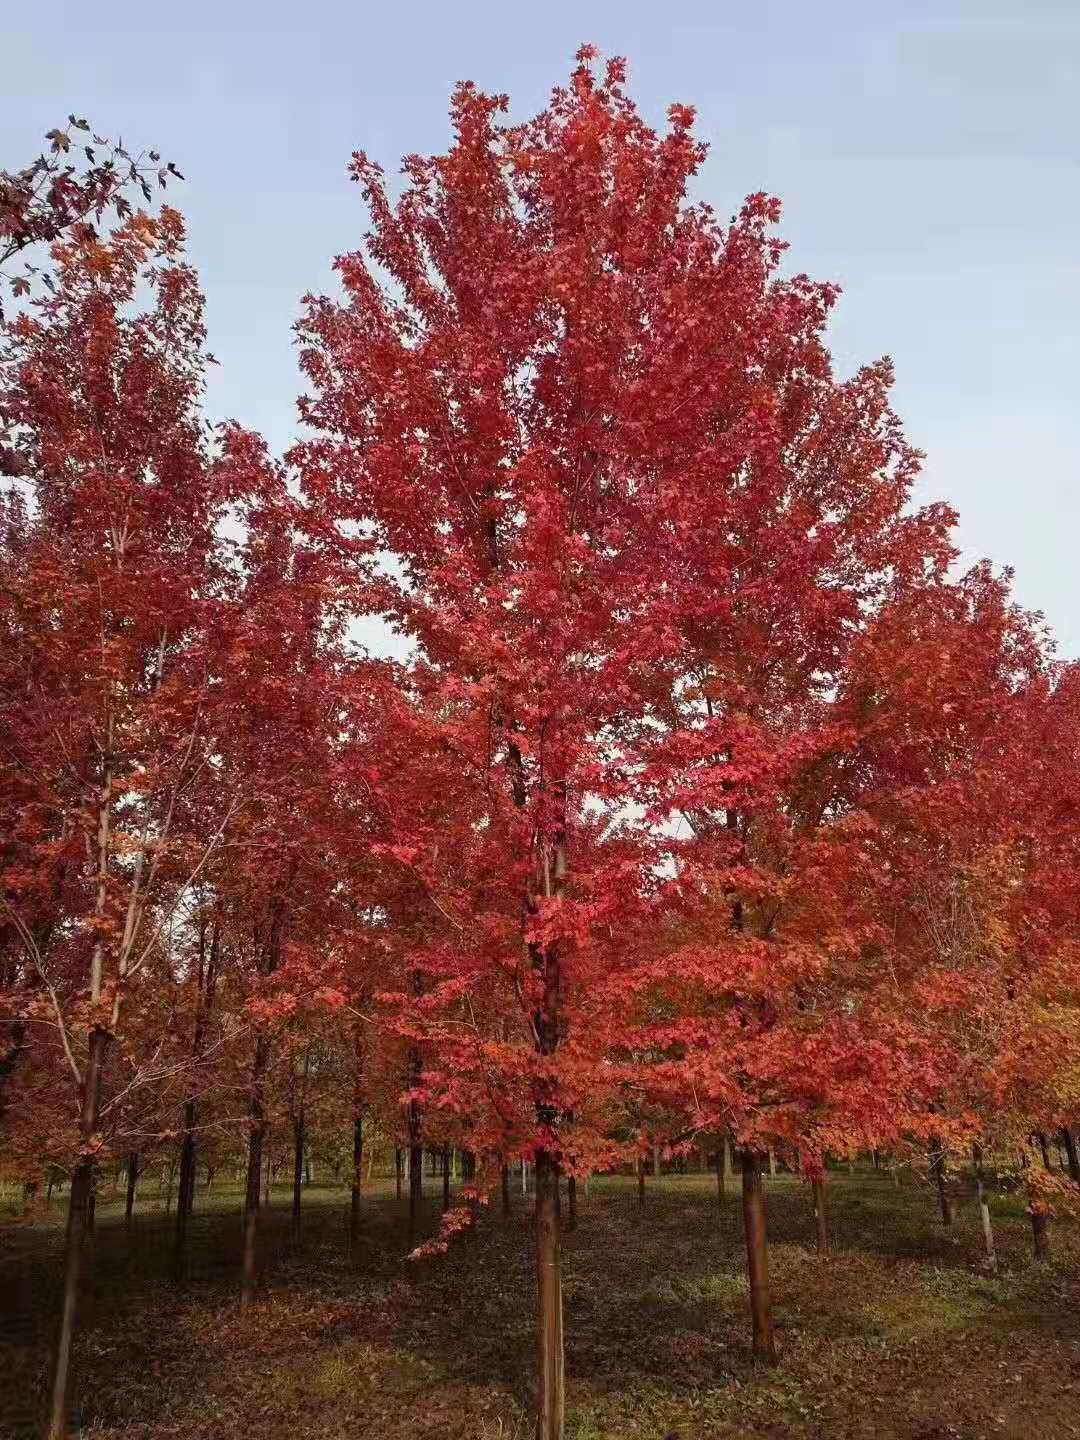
[4,50,1080,1440]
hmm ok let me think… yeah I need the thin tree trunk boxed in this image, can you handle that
[45,1027,107,1440]
[442,1145,452,1213]
[566,1174,576,1232]
[349,1109,364,1256]
[240,1033,269,1307]
[741,1150,777,1364]
[407,1048,423,1252]
[812,1177,828,1255]
[973,1146,997,1274]
[534,1148,564,1440]
[125,1153,138,1225]
[522,1158,527,1195]
[395,1147,403,1201]
[768,1148,777,1178]
[502,1163,511,1219]
[1037,1132,1053,1170]
[930,1137,952,1227]
[1061,1127,1080,1184]
[652,1144,661,1179]
[716,1144,727,1205]
[291,1114,304,1239]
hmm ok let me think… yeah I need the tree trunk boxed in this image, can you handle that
[973,1147,997,1274]
[930,1137,952,1226]
[407,1047,424,1250]
[1061,1127,1080,1185]
[502,1163,511,1219]
[716,1144,727,1205]
[725,1131,736,1175]
[1037,1132,1053,1170]
[45,1027,107,1440]
[521,1158,528,1195]
[124,1152,138,1226]
[395,1147,403,1201]
[652,1144,661,1179]
[566,1174,576,1232]
[741,1150,777,1364]
[349,1108,364,1257]
[442,1145,452,1213]
[812,1177,829,1255]
[291,1114,305,1239]
[240,1033,269,1307]
[534,1148,565,1440]
[768,1148,777,1178]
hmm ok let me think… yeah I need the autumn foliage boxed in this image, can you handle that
[3,49,1080,1440]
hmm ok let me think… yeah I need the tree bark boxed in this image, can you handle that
[973,1147,997,1274]
[442,1145,452,1213]
[1061,1127,1080,1185]
[566,1174,576,1232]
[652,1144,661,1178]
[240,1033,269,1307]
[812,1177,829,1255]
[534,1148,565,1440]
[291,1113,305,1239]
[45,1026,107,1440]
[124,1153,138,1226]
[408,1066,423,1253]
[741,1149,777,1364]
[1036,1132,1053,1170]
[502,1163,511,1219]
[349,1109,364,1256]
[930,1137,952,1226]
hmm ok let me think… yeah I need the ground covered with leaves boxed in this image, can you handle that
[3,1171,1080,1439]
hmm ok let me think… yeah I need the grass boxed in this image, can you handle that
[2,1168,1079,1438]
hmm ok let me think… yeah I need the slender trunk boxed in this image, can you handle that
[173,1120,196,1273]
[930,1137,952,1227]
[1061,1128,1080,1185]
[768,1149,776,1179]
[566,1174,576,1232]
[522,1158,527,1195]
[725,1131,736,1176]
[124,1153,137,1226]
[85,1173,96,1233]
[291,1114,304,1239]
[1037,1132,1053,1170]
[652,1145,661,1179]
[45,1027,107,1440]
[395,1147,403,1201]
[812,1177,828,1255]
[349,1109,364,1256]
[407,1049,423,1252]
[973,1147,997,1274]
[741,1150,777,1364]
[716,1144,727,1206]
[240,1033,269,1307]
[534,1148,564,1440]
[502,1163,511,1219]
[442,1145,452,1213]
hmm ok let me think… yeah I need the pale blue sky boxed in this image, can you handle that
[6,1,1078,651]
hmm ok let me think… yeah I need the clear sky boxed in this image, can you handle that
[6,1,1078,652]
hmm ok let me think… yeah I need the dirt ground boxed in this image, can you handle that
[3,1170,1079,1439]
